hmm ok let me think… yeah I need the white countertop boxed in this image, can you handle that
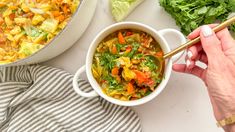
[44,0,224,132]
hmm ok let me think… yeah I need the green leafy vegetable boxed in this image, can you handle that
[110,0,145,22]
[103,74,124,91]
[19,42,44,56]
[116,43,125,52]
[144,56,158,71]
[126,42,140,58]
[159,0,235,35]
[100,52,117,70]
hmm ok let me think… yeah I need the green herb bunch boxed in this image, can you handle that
[160,0,235,35]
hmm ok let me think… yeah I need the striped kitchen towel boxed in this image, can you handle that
[0,65,142,132]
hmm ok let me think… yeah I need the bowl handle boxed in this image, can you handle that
[73,65,98,97]
[158,29,187,62]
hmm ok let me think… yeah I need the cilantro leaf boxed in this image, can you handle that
[159,0,235,35]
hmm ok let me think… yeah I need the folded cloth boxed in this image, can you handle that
[0,65,142,132]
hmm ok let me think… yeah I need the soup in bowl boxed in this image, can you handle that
[92,29,164,101]
[73,22,186,106]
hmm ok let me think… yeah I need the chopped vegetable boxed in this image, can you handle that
[122,67,136,81]
[127,82,135,94]
[92,30,164,101]
[19,42,44,56]
[32,15,45,25]
[111,67,119,75]
[160,0,235,35]
[110,0,145,22]
[40,19,59,33]
[118,32,126,44]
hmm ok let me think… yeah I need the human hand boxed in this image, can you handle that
[173,25,235,131]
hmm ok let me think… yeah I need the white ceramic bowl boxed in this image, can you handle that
[73,22,186,106]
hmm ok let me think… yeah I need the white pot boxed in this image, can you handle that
[73,22,187,106]
[1,0,97,67]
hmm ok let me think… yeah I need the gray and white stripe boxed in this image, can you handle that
[0,65,142,132]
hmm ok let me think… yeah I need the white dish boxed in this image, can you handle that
[73,22,186,106]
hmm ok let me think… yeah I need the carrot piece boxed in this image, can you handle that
[111,45,117,54]
[27,12,34,19]
[134,70,148,84]
[0,17,4,25]
[0,35,6,44]
[9,13,15,20]
[56,15,65,22]
[156,51,163,57]
[127,82,135,94]
[111,67,119,75]
[125,46,132,53]
[118,32,125,44]
[63,5,69,14]
[0,3,5,8]
[52,11,61,17]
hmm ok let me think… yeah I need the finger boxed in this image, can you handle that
[215,28,235,51]
[173,64,206,79]
[185,59,196,69]
[196,52,208,64]
[200,25,224,62]
[188,24,218,39]
[185,52,208,70]
[188,51,208,63]
[187,43,203,60]
[188,24,235,52]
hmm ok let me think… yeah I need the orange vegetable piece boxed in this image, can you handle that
[134,70,148,84]
[56,15,65,22]
[63,5,70,14]
[9,13,15,20]
[0,3,5,8]
[0,17,4,25]
[111,45,117,54]
[156,51,163,57]
[27,12,34,19]
[111,67,119,76]
[0,34,6,44]
[118,32,125,44]
[127,82,135,94]
[125,46,132,53]
[52,11,61,17]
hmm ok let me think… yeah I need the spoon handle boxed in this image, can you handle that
[163,16,235,59]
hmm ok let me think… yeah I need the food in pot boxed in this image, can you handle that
[92,29,164,101]
[0,0,80,64]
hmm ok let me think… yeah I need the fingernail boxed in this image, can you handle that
[187,51,193,59]
[201,25,213,37]
[186,60,191,67]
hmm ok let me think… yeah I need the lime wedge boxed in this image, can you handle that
[111,0,144,22]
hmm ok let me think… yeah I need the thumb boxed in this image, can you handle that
[200,25,224,61]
